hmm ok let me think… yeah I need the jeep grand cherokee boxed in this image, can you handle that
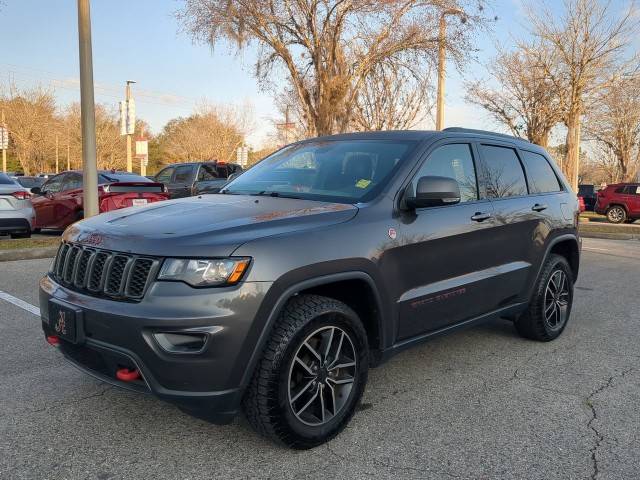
[40,128,580,449]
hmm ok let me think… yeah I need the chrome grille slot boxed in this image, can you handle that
[50,242,159,302]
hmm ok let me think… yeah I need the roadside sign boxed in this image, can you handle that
[119,101,127,136]
[135,139,148,157]
[237,145,249,167]
[126,98,136,135]
[120,99,136,135]
[0,126,8,150]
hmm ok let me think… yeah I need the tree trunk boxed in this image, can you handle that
[564,111,581,191]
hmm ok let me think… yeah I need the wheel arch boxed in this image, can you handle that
[239,271,386,388]
[544,234,580,282]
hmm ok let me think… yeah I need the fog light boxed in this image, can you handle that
[153,332,208,354]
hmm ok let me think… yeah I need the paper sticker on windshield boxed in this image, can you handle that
[355,179,371,189]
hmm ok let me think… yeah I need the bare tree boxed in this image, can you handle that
[524,0,638,190]
[585,74,640,182]
[177,0,485,136]
[62,103,129,171]
[0,85,58,175]
[157,104,248,163]
[352,61,434,131]
[465,44,562,148]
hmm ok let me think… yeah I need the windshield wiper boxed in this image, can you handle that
[251,191,302,199]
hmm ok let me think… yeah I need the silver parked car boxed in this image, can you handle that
[0,173,34,238]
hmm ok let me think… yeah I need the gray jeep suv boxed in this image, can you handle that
[40,129,580,448]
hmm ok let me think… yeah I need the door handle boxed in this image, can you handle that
[471,212,492,222]
[532,203,548,212]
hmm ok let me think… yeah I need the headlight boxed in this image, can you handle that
[158,258,250,287]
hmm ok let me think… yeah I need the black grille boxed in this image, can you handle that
[51,242,159,301]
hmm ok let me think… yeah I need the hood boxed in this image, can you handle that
[63,194,358,257]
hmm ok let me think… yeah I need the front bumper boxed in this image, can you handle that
[40,275,273,423]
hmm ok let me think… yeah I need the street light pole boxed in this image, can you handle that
[435,8,464,131]
[77,0,99,218]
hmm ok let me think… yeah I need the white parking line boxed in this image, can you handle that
[0,290,40,316]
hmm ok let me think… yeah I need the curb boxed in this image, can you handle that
[580,232,640,241]
[0,247,59,262]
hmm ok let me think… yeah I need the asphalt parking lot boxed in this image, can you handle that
[0,237,638,480]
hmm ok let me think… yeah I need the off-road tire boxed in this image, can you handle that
[515,254,573,341]
[242,294,369,449]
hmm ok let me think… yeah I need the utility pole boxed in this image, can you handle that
[275,105,295,147]
[436,8,464,131]
[1,111,6,173]
[66,130,71,170]
[55,134,59,173]
[77,0,99,218]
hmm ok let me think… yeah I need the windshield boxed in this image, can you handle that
[17,177,44,188]
[0,173,17,185]
[222,139,416,203]
[99,173,153,183]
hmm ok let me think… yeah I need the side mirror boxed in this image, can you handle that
[405,176,461,209]
[31,187,42,195]
[227,172,240,182]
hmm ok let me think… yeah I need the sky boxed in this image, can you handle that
[0,0,627,149]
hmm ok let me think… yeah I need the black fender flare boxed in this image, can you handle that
[534,233,581,288]
[236,270,386,388]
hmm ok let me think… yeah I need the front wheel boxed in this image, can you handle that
[243,294,369,449]
[606,205,627,224]
[515,254,574,341]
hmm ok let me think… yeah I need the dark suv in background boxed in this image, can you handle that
[40,128,580,448]
[154,161,243,198]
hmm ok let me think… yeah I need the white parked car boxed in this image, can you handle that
[0,173,34,238]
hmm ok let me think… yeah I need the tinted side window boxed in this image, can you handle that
[155,167,174,184]
[174,165,195,183]
[615,187,626,194]
[520,151,561,194]
[63,174,83,191]
[43,175,65,193]
[479,145,527,198]
[412,144,478,203]
[197,165,219,181]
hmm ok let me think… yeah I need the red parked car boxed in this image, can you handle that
[594,183,640,223]
[31,171,169,231]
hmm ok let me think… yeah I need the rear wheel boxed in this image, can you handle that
[606,205,627,223]
[515,254,573,341]
[243,294,369,449]
[10,231,31,239]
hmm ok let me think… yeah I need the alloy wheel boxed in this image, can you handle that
[287,325,357,427]
[608,207,625,223]
[543,270,570,331]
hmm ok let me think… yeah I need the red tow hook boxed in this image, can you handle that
[116,367,141,382]
[46,335,60,346]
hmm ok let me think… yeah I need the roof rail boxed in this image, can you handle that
[442,127,529,143]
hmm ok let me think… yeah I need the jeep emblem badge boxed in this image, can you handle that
[388,228,397,240]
